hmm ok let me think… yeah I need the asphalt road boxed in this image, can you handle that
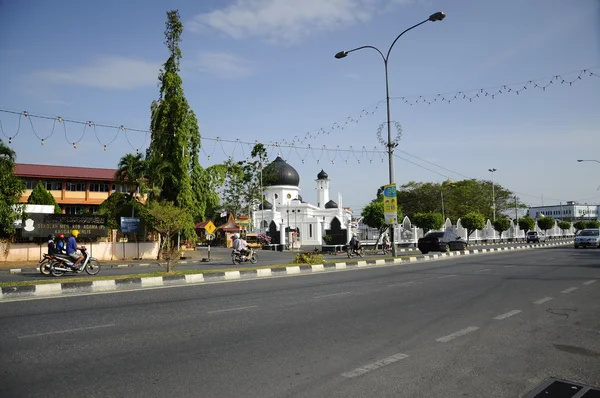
[1,246,598,398]
[0,240,569,283]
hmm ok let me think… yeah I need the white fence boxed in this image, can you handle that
[358,216,575,246]
[1,241,160,263]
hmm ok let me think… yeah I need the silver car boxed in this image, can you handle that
[574,228,600,248]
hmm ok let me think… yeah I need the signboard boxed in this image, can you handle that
[206,233,215,241]
[204,220,216,235]
[120,217,141,233]
[21,214,108,238]
[383,183,398,225]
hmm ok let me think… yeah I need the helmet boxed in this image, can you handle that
[58,234,64,239]
[48,234,55,241]
[234,233,240,239]
[71,229,80,238]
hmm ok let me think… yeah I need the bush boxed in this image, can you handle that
[293,252,324,264]
[585,220,600,229]
[322,234,333,244]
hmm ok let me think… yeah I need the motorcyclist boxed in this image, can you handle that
[47,234,59,255]
[66,229,85,269]
[349,234,360,252]
[382,234,390,251]
[232,233,249,257]
[56,233,67,254]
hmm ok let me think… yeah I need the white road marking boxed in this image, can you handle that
[474,268,491,273]
[583,280,596,285]
[561,287,578,294]
[503,265,516,268]
[438,274,457,279]
[341,353,409,378]
[207,305,257,314]
[18,324,116,339]
[436,326,480,343]
[314,292,351,299]
[493,310,522,320]
[533,297,553,305]
[387,281,415,287]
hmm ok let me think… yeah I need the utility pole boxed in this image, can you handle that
[514,195,518,222]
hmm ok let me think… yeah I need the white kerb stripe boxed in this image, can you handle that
[493,310,522,320]
[393,257,403,264]
[312,264,324,272]
[34,283,62,296]
[561,287,578,294]
[141,277,163,287]
[357,260,368,267]
[184,274,205,283]
[256,268,271,277]
[436,326,479,342]
[286,266,301,274]
[341,353,409,378]
[375,259,385,265]
[224,271,241,280]
[335,263,346,270]
[408,257,417,262]
[93,280,116,291]
[10,269,22,273]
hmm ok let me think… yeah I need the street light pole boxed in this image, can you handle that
[489,168,497,221]
[577,159,600,164]
[335,11,446,257]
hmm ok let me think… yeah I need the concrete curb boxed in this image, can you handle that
[0,241,572,300]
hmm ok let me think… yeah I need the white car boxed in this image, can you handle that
[574,228,600,248]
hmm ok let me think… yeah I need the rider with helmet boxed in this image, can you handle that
[47,234,59,255]
[56,233,67,254]
[232,233,249,257]
[66,229,85,269]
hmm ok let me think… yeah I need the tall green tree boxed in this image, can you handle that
[518,217,535,234]
[461,212,485,243]
[27,181,61,213]
[492,217,511,239]
[412,212,444,234]
[145,10,215,236]
[0,139,25,256]
[146,200,192,272]
[115,153,146,199]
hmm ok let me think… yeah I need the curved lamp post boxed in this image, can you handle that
[334,11,446,256]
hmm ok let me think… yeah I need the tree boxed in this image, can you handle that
[145,10,217,237]
[492,217,511,240]
[461,212,485,243]
[537,217,555,236]
[361,188,403,248]
[96,192,132,230]
[557,221,572,232]
[412,212,444,234]
[146,200,192,272]
[573,221,587,231]
[586,220,600,229]
[115,153,146,199]
[27,181,61,213]
[0,139,25,256]
[518,217,536,234]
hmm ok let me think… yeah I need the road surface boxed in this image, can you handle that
[0,245,597,397]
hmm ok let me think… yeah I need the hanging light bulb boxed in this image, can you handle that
[8,137,12,144]
[57,117,62,123]
[207,156,211,161]
[120,125,125,131]
[88,121,92,127]
[41,139,45,145]
[103,145,107,151]
[73,143,77,149]
[23,111,28,117]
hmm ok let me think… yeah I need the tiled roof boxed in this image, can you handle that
[15,163,117,181]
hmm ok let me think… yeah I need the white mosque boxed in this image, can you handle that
[252,156,353,248]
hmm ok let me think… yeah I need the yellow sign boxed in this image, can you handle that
[204,221,216,235]
[383,183,398,225]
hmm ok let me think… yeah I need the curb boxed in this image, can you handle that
[0,241,572,300]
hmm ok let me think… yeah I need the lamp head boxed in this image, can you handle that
[428,12,446,22]
[334,51,348,59]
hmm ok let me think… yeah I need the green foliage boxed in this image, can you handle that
[518,217,536,233]
[27,181,61,213]
[537,217,555,232]
[96,192,129,230]
[0,139,25,244]
[397,179,525,222]
[557,221,572,231]
[115,153,146,198]
[573,221,587,231]
[146,200,192,272]
[585,220,600,229]
[412,212,444,234]
[293,252,324,264]
[492,217,512,238]
[144,10,215,239]
[361,187,404,248]
[322,234,333,244]
[461,212,486,242]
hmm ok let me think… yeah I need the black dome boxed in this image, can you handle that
[317,169,328,180]
[296,195,303,202]
[259,200,273,210]
[262,156,300,187]
[325,199,338,209]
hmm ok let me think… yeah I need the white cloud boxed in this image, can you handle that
[31,56,160,90]
[189,0,409,43]
[189,52,253,79]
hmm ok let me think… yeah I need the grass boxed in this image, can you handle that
[0,254,410,288]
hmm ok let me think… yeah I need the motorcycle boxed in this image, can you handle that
[231,248,257,265]
[346,245,365,258]
[48,247,101,277]
[39,253,56,276]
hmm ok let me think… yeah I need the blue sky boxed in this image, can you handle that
[1,0,599,214]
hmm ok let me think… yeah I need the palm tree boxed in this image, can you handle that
[114,153,146,200]
[0,138,17,174]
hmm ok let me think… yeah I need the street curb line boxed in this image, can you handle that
[0,241,573,300]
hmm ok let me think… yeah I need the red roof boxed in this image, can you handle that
[195,221,210,229]
[15,163,117,181]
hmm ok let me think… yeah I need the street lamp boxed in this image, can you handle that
[335,11,446,256]
[577,159,600,163]
[489,168,497,221]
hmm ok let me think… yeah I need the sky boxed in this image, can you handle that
[1,0,599,214]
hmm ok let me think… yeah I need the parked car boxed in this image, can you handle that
[526,231,546,243]
[574,228,600,248]
[418,231,468,254]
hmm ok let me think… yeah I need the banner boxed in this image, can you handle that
[21,214,108,238]
[383,183,398,225]
[120,217,141,233]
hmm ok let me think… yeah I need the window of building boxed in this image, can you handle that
[66,182,86,192]
[50,181,63,190]
[89,182,110,192]
[309,224,313,238]
[64,205,84,215]
[111,184,129,193]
